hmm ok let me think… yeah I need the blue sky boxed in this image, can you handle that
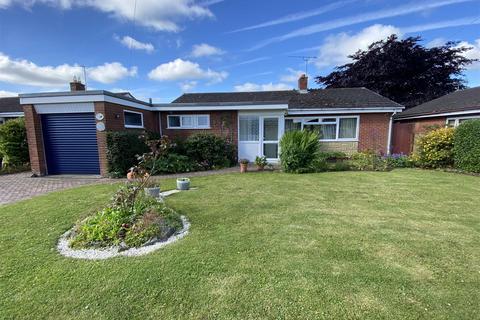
[0,0,479,102]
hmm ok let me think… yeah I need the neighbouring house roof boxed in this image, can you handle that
[0,97,22,113]
[169,88,403,110]
[395,86,480,119]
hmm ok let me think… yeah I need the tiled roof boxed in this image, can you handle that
[0,97,22,113]
[395,87,480,119]
[171,88,402,109]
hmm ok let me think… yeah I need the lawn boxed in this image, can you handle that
[0,169,479,319]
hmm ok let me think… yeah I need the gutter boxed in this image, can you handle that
[387,111,397,155]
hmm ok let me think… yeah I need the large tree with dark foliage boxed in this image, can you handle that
[315,35,475,108]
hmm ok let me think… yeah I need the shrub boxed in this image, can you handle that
[415,127,455,168]
[106,131,150,177]
[350,151,390,171]
[151,153,198,174]
[0,118,29,168]
[454,120,480,173]
[382,153,413,168]
[184,134,236,170]
[279,130,320,173]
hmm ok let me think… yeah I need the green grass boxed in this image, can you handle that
[1,169,479,319]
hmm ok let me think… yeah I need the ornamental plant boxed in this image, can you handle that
[415,127,455,168]
[453,120,480,173]
[279,130,320,173]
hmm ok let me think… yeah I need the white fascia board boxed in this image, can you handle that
[20,94,152,111]
[35,103,95,114]
[396,109,480,120]
[287,107,403,115]
[153,104,288,111]
[0,112,24,117]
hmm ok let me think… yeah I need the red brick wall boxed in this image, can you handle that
[358,113,392,154]
[160,111,238,143]
[103,102,159,132]
[23,105,46,176]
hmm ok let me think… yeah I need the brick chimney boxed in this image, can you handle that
[298,74,308,93]
[70,77,85,91]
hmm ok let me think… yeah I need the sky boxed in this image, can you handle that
[0,0,479,102]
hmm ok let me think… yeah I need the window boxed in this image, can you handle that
[239,116,259,141]
[124,111,144,128]
[167,115,210,129]
[446,116,480,127]
[301,116,358,141]
[0,118,5,125]
[285,119,301,132]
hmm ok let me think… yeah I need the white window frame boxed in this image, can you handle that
[0,117,5,125]
[124,110,144,129]
[446,115,480,127]
[287,115,360,142]
[167,114,211,129]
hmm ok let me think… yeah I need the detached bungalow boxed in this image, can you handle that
[20,76,403,176]
[0,97,23,124]
[393,86,480,154]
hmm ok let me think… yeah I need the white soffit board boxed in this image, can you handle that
[34,103,95,114]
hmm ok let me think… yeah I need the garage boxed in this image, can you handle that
[41,113,100,174]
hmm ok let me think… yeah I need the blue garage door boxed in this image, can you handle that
[42,113,100,174]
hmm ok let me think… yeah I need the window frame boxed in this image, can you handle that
[167,114,211,129]
[286,115,359,142]
[123,110,144,129]
[446,116,480,127]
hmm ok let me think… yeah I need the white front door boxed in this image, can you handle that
[238,113,283,162]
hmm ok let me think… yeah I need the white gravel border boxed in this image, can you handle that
[57,189,190,260]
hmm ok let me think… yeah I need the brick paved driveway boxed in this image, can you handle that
[0,167,240,206]
[0,172,109,205]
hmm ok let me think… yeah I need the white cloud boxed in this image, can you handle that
[180,80,198,92]
[0,90,17,97]
[148,58,227,83]
[314,24,401,68]
[230,0,353,33]
[115,35,154,53]
[455,39,480,70]
[190,43,225,57]
[0,0,213,32]
[87,63,137,84]
[234,82,292,92]
[0,52,136,87]
[280,68,305,83]
[403,16,480,34]
[249,0,473,50]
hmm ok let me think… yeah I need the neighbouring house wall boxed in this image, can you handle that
[160,110,238,143]
[358,113,392,154]
[319,141,358,155]
[392,117,447,155]
[23,104,46,176]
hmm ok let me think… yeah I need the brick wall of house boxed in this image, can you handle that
[319,141,358,155]
[358,113,392,154]
[23,104,46,176]
[160,111,238,143]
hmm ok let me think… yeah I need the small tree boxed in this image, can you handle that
[0,118,29,168]
[453,120,480,173]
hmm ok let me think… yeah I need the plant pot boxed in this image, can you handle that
[257,165,265,171]
[144,187,160,198]
[240,163,248,173]
[177,178,190,190]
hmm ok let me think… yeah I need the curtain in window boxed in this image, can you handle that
[319,124,336,139]
[239,116,259,141]
[285,119,301,132]
[339,118,357,139]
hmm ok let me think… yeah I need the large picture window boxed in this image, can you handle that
[124,111,144,128]
[286,116,358,141]
[167,115,210,129]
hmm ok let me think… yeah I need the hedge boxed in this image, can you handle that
[453,120,480,173]
[0,118,29,168]
[415,127,455,168]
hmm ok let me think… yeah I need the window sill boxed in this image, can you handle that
[167,127,211,130]
[125,125,145,129]
[320,139,358,142]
